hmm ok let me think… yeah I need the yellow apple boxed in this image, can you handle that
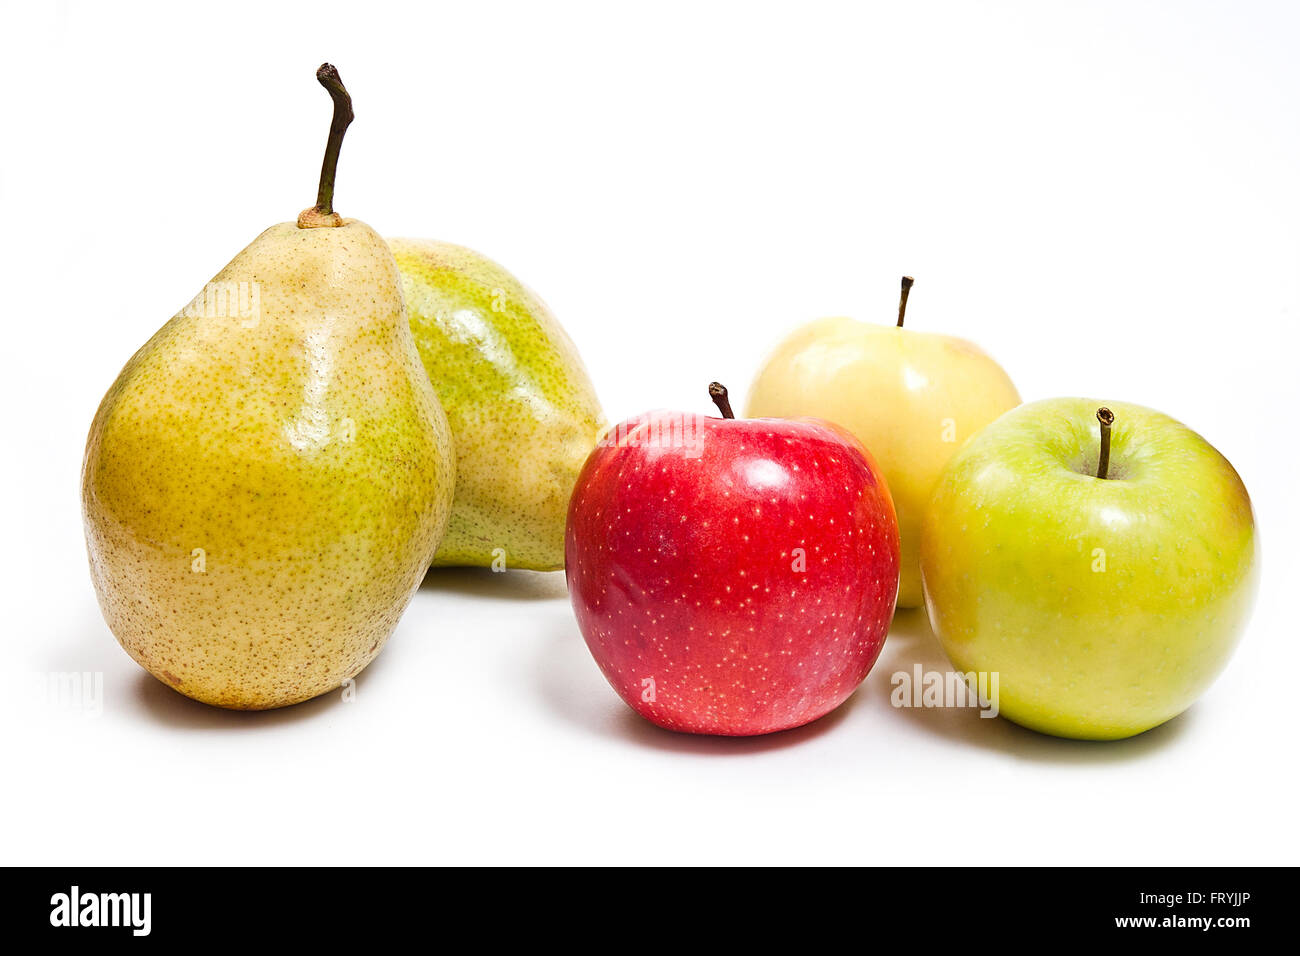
[745,279,1020,608]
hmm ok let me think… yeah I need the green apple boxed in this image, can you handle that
[920,398,1257,740]
[746,278,1020,609]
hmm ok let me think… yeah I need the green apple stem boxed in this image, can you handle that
[708,382,735,419]
[298,63,354,229]
[1096,407,1115,479]
[897,276,915,328]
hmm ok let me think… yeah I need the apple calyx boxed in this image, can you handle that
[708,382,736,419]
[298,63,354,229]
[1096,407,1115,479]
[897,275,915,328]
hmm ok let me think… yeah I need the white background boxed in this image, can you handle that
[2,0,1296,865]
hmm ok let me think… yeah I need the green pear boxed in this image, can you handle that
[81,65,456,710]
[389,239,604,571]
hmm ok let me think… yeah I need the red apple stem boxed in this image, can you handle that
[298,63,354,229]
[708,382,735,419]
[1096,407,1115,479]
[897,276,914,328]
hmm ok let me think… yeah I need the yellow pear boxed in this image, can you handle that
[81,65,455,709]
[746,278,1020,608]
[390,239,604,571]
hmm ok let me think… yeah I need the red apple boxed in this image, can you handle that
[565,385,900,736]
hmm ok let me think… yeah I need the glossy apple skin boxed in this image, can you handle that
[921,398,1258,740]
[566,412,900,736]
[747,317,1020,609]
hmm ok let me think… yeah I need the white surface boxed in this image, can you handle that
[2,0,1297,865]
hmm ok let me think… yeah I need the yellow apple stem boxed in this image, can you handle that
[708,382,736,419]
[1096,407,1115,479]
[298,63,354,229]
[897,276,915,328]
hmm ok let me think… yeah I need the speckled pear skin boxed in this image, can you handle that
[389,238,605,571]
[81,219,456,710]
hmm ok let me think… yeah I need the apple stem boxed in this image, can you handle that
[708,382,735,419]
[897,276,914,328]
[298,63,354,229]
[1096,407,1115,479]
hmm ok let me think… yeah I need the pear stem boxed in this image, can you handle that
[298,63,354,229]
[897,276,914,328]
[709,382,735,419]
[1096,407,1115,479]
